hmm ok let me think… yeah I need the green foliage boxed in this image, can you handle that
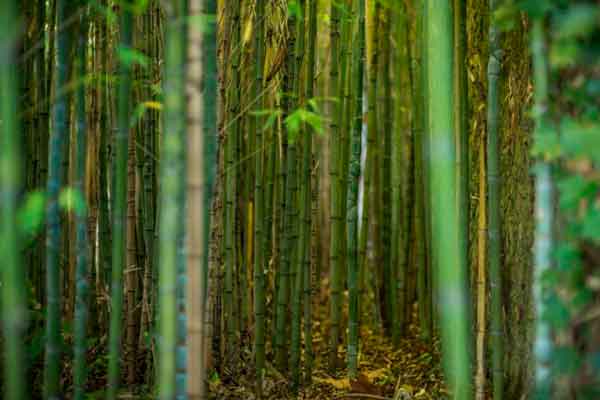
[553,346,582,375]
[557,175,596,211]
[117,45,149,68]
[284,107,325,143]
[17,191,45,240]
[528,1,600,393]
[251,100,327,144]
[59,187,87,215]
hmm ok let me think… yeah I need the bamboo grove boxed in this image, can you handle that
[3,0,600,399]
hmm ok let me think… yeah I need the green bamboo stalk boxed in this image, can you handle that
[303,0,318,384]
[347,0,365,379]
[531,16,552,400]
[273,97,288,343]
[98,0,112,305]
[275,6,298,370]
[107,3,133,398]
[176,3,189,390]
[359,1,380,328]
[391,2,409,346]
[202,0,217,313]
[253,0,267,393]
[35,0,50,312]
[338,0,352,283]
[45,0,70,396]
[73,6,89,399]
[335,0,352,304]
[383,5,395,344]
[141,5,156,348]
[291,0,308,387]
[328,0,343,369]
[418,0,433,340]
[0,2,26,398]
[425,0,471,397]
[157,0,186,398]
[224,0,240,358]
[454,0,469,302]
[487,0,504,398]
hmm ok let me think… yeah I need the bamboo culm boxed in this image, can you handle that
[253,0,267,394]
[45,1,71,397]
[487,0,504,397]
[158,1,187,398]
[0,1,26,398]
[73,6,90,399]
[328,0,343,369]
[531,16,553,400]
[347,0,366,379]
[425,0,472,397]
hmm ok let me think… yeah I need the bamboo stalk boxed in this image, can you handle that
[253,0,267,394]
[347,0,366,379]
[0,2,26,398]
[328,0,343,369]
[45,0,71,396]
[531,16,553,400]
[425,0,472,396]
[157,1,187,398]
[73,6,90,399]
[487,0,504,397]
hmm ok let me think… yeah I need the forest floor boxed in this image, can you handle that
[209,297,447,400]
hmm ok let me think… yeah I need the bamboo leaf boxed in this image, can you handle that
[59,187,87,215]
[17,191,46,239]
[117,46,149,69]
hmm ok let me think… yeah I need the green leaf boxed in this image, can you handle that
[299,109,325,135]
[544,292,571,330]
[553,346,582,376]
[555,242,581,273]
[581,206,600,242]
[17,190,46,239]
[571,287,593,311]
[262,111,281,132]
[531,124,561,159]
[550,40,580,68]
[554,5,599,40]
[59,187,87,216]
[557,175,596,211]
[560,117,600,162]
[285,110,302,143]
[517,0,553,18]
[117,46,149,69]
